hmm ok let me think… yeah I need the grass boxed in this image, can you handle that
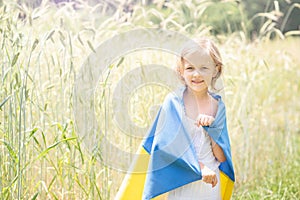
[0,0,299,199]
[224,37,300,199]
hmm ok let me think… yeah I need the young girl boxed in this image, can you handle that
[142,38,235,200]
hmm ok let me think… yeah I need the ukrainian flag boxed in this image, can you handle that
[115,89,235,200]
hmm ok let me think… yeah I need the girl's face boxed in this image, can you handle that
[181,50,218,93]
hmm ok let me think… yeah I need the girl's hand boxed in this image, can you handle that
[200,163,218,187]
[195,114,215,127]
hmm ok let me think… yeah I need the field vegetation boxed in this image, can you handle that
[0,0,299,199]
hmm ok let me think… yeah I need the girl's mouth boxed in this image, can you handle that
[192,80,204,84]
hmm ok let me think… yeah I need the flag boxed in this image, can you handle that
[115,87,235,200]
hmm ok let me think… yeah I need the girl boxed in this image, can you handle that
[142,38,235,200]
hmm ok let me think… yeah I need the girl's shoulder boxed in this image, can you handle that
[208,91,222,101]
[164,86,185,101]
[161,86,185,108]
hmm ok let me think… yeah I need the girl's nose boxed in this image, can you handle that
[193,70,201,77]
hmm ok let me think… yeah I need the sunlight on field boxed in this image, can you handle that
[0,0,299,199]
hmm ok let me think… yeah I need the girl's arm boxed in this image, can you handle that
[211,139,226,162]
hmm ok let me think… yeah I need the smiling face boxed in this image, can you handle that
[177,38,222,93]
[181,49,218,93]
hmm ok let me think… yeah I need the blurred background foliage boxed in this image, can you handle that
[13,0,300,39]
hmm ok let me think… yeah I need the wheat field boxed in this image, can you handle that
[0,1,299,199]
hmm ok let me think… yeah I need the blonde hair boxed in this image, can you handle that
[176,38,223,90]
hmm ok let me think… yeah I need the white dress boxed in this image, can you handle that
[167,116,221,200]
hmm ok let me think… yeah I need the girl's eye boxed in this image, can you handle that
[185,66,194,70]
